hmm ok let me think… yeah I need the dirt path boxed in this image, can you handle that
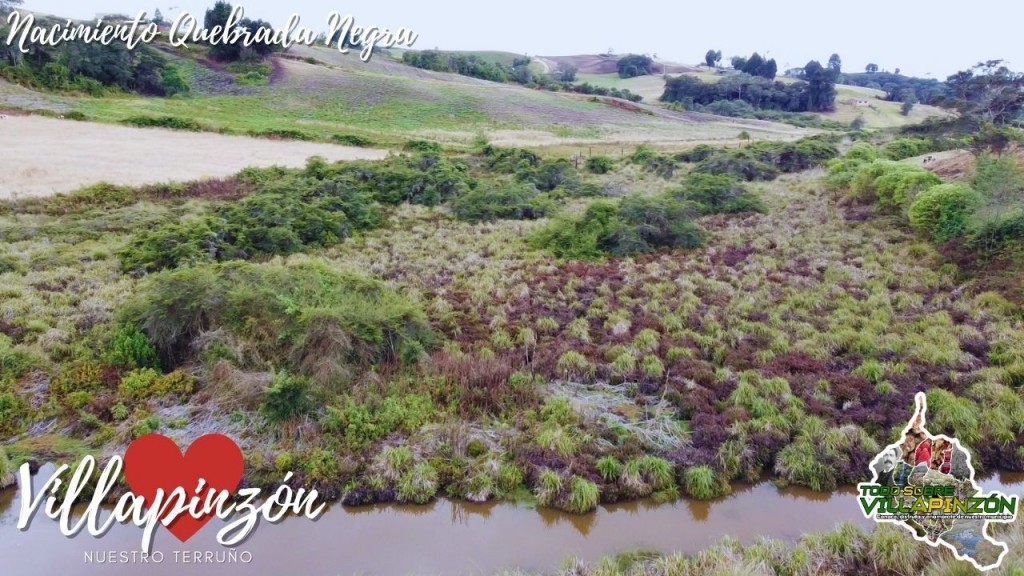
[0,116,388,198]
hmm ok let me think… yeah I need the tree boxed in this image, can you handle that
[559,65,578,82]
[828,54,842,74]
[866,63,879,74]
[0,0,23,12]
[617,54,654,79]
[946,60,1024,126]
[738,130,751,146]
[731,56,747,71]
[152,8,165,25]
[705,49,722,68]
[804,60,838,112]
[901,99,916,116]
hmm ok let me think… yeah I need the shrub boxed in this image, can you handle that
[107,326,160,370]
[0,334,43,380]
[531,202,622,260]
[122,260,433,374]
[849,160,914,203]
[693,150,779,181]
[450,184,553,222]
[50,360,106,399]
[403,140,442,154]
[122,116,204,131]
[0,391,29,437]
[611,195,706,255]
[968,211,1024,253]
[682,465,730,500]
[260,372,314,424]
[882,138,934,161]
[159,65,190,96]
[873,169,942,212]
[674,173,766,215]
[908,183,983,242]
[585,156,614,174]
[332,134,375,147]
[516,159,581,192]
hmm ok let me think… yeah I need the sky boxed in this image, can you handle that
[14,0,1024,78]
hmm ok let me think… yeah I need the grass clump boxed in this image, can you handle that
[0,446,18,489]
[682,465,730,500]
[397,461,439,504]
[565,476,600,514]
[118,368,195,402]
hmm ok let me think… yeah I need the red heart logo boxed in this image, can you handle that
[123,434,244,543]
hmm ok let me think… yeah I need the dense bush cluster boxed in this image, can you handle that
[662,63,838,113]
[832,145,1024,253]
[0,17,178,95]
[120,154,470,273]
[121,260,434,376]
[450,183,553,223]
[567,82,644,102]
[532,171,766,259]
[674,137,839,182]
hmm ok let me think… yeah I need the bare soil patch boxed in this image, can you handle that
[0,116,387,198]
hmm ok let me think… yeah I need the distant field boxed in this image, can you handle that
[0,115,385,198]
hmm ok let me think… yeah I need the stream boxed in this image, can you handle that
[1,466,1021,575]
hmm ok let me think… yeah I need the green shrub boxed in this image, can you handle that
[332,134,375,147]
[122,116,204,131]
[0,391,29,437]
[50,360,105,399]
[849,160,914,203]
[585,156,614,174]
[108,326,160,370]
[248,129,314,141]
[516,159,581,192]
[403,140,442,154]
[0,334,43,380]
[873,169,942,212]
[908,183,983,242]
[159,65,191,96]
[693,150,779,181]
[968,211,1024,252]
[882,138,934,161]
[450,184,553,222]
[674,173,767,215]
[261,372,314,424]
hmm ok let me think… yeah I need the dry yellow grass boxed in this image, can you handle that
[0,116,387,198]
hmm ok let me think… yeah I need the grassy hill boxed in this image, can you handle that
[0,46,810,151]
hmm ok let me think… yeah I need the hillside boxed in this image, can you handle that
[0,46,811,152]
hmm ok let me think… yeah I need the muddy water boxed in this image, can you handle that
[1,470,1021,576]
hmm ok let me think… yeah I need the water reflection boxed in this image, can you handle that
[0,468,1020,576]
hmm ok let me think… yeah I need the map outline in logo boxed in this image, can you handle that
[857,391,1019,572]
